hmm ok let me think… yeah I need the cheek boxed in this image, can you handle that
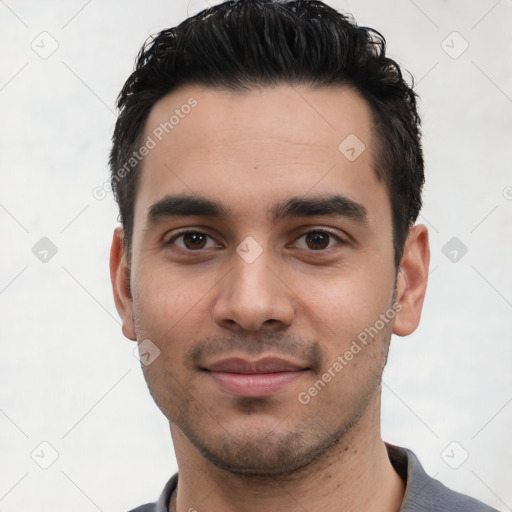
[132,261,214,334]
[131,272,206,403]
[289,261,395,344]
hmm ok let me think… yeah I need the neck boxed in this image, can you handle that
[169,396,405,512]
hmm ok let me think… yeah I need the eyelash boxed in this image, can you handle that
[165,228,346,253]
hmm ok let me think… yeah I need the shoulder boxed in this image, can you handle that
[386,443,498,512]
[127,506,156,512]
[415,475,499,511]
[126,474,178,512]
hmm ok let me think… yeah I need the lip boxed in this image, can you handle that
[203,357,309,397]
[204,357,305,374]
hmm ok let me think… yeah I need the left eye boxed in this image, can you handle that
[293,230,343,251]
[168,231,218,250]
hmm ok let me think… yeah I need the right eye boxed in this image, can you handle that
[165,231,220,251]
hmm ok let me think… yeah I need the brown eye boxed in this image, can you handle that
[167,231,217,251]
[305,231,330,250]
[294,230,343,251]
[182,232,207,249]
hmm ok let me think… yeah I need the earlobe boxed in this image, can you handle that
[110,227,137,341]
[392,224,430,337]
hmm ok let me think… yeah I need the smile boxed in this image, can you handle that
[202,357,309,397]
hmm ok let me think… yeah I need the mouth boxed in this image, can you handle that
[202,357,310,397]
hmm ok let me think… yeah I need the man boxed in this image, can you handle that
[109,1,497,510]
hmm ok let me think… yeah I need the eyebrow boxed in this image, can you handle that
[146,195,230,225]
[270,194,367,224]
[145,193,368,226]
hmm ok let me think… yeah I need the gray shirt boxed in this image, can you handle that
[129,443,498,511]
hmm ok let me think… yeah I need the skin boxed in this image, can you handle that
[111,84,430,512]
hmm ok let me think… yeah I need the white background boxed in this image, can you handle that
[0,1,511,511]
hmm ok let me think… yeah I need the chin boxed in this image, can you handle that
[181,417,351,478]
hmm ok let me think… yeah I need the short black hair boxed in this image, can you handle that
[110,0,424,269]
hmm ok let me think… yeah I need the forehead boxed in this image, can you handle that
[134,84,385,225]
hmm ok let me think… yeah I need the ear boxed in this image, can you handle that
[110,227,136,341]
[393,224,430,337]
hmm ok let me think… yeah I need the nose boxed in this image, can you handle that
[213,249,295,333]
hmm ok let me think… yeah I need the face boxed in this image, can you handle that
[111,84,429,476]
